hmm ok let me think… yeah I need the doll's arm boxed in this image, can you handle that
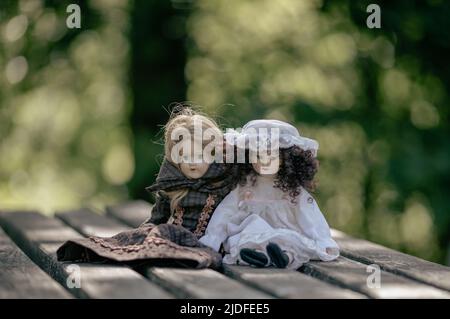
[198,188,239,252]
[141,191,171,225]
[295,188,340,261]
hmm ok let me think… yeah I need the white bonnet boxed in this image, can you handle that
[225,119,319,157]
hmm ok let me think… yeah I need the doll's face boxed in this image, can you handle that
[176,139,210,179]
[252,152,280,175]
[180,161,210,179]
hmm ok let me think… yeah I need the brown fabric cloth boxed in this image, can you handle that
[57,223,222,269]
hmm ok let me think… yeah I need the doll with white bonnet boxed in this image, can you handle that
[199,119,339,269]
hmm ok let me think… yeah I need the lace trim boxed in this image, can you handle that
[193,194,217,238]
[88,233,174,253]
[168,194,217,238]
[172,205,185,226]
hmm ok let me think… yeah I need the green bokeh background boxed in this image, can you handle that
[1,0,449,265]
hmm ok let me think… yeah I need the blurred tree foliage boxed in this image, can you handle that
[0,0,133,212]
[184,0,450,263]
[1,0,449,264]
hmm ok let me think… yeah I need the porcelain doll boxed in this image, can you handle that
[142,106,238,232]
[57,106,239,269]
[199,119,339,269]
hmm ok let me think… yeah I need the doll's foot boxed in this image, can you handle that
[266,242,289,268]
[239,248,269,267]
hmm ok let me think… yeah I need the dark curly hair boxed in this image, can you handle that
[235,146,319,203]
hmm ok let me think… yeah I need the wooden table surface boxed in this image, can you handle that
[1,200,450,299]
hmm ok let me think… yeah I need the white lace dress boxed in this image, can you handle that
[199,175,339,269]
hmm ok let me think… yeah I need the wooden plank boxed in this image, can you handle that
[0,210,172,299]
[147,268,272,299]
[223,265,366,299]
[0,227,72,299]
[331,229,450,292]
[106,200,152,228]
[300,256,450,299]
[56,208,130,237]
[57,208,273,299]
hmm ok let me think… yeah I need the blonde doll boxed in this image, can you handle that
[143,106,240,237]
[57,106,239,269]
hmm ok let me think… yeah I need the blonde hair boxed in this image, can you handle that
[163,105,222,213]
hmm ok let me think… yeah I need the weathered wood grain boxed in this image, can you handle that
[147,268,272,299]
[223,265,366,299]
[106,200,152,228]
[0,227,72,299]
[0,211,172,299]
[57,208,273,299]
[300,256,450,299]
[331,229,450,292]
[56,208,130,237]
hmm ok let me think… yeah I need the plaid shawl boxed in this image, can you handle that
[143,159,239,234]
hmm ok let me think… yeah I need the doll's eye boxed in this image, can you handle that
[181,154,191,163]
[256,153,278,164]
